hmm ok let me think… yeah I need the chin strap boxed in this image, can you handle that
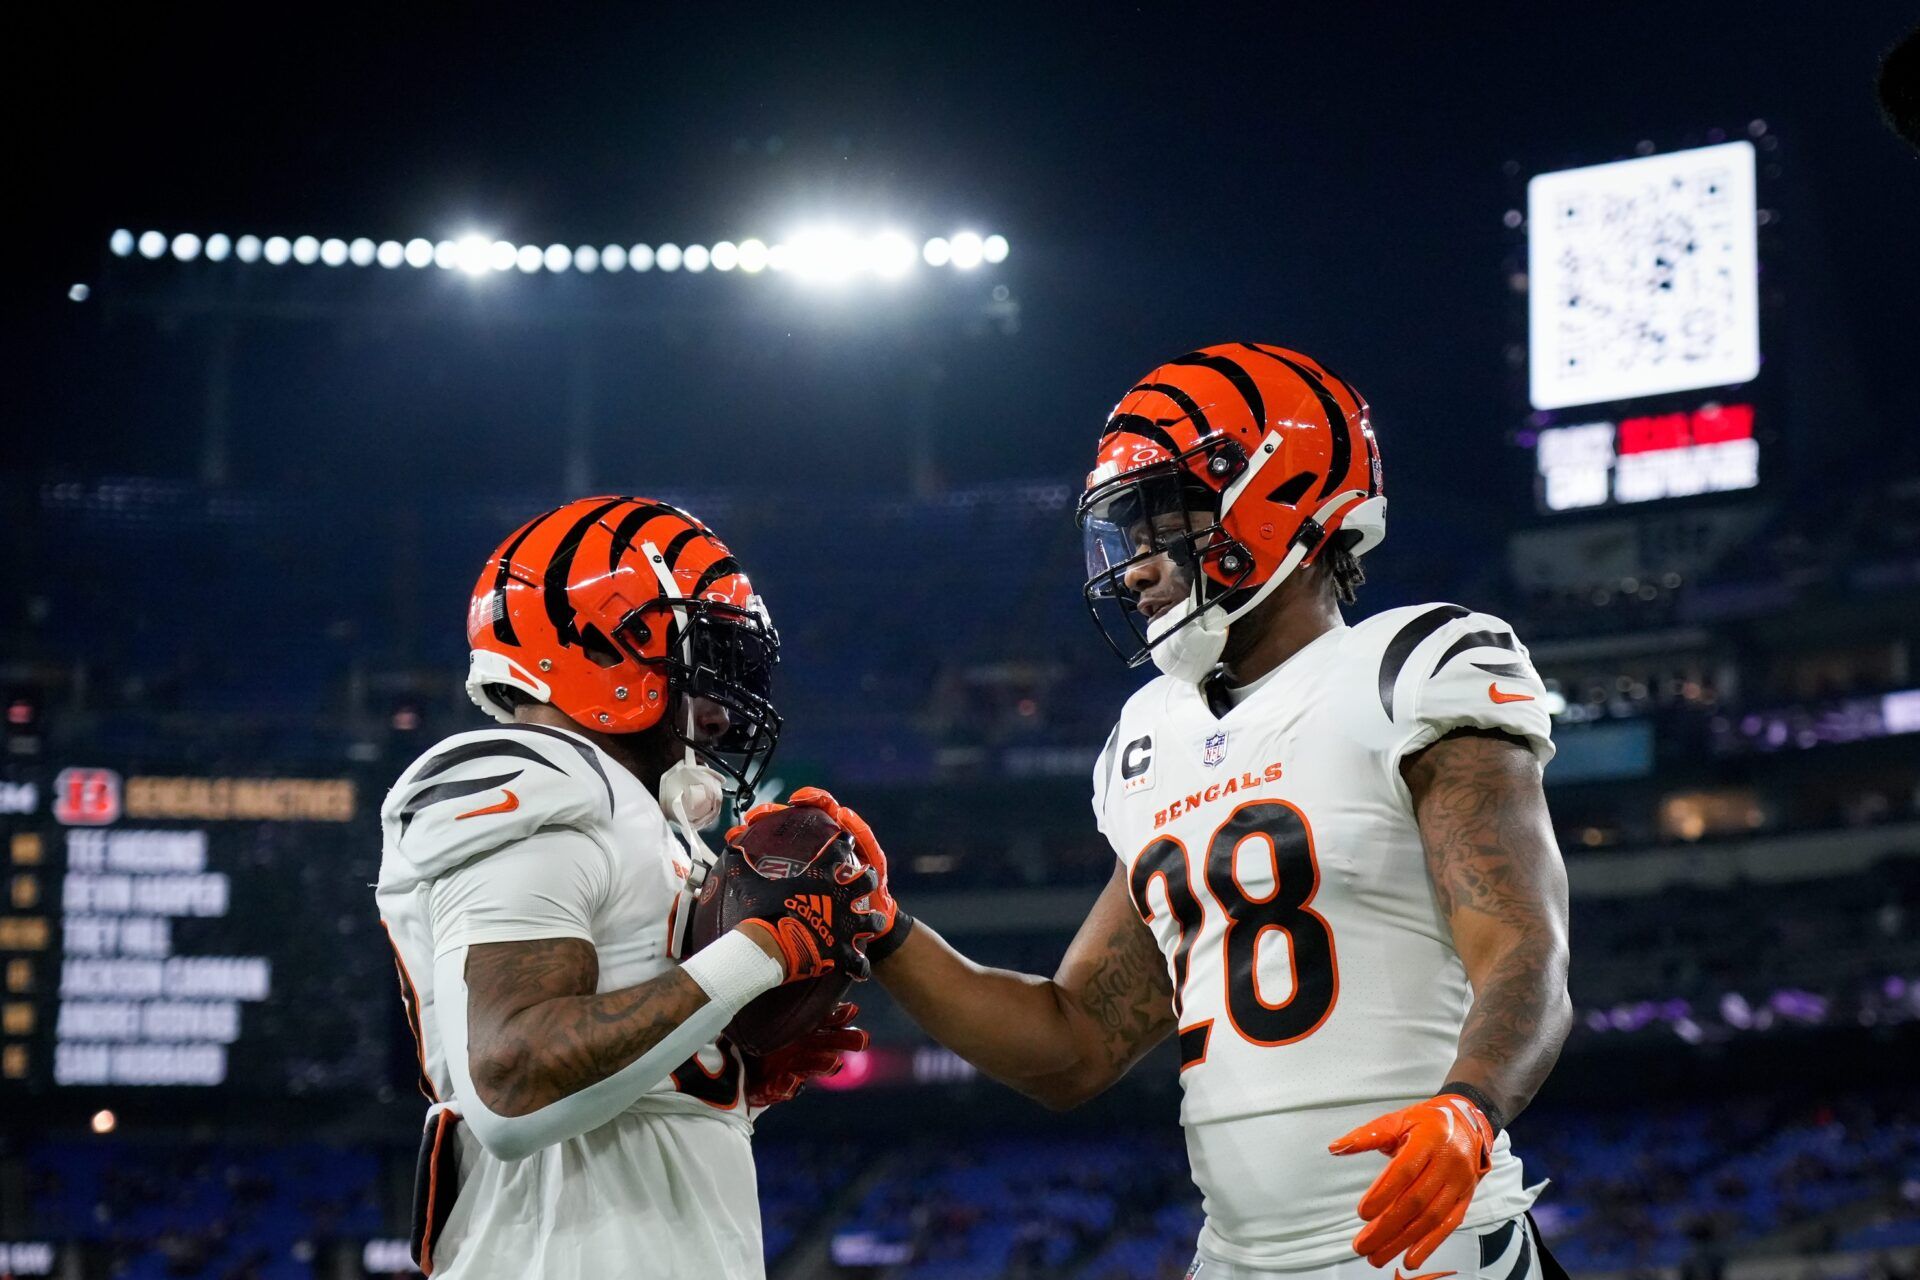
[662,696,731,960]
[1149,489,1371,684]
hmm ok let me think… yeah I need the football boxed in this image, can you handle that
[687,804,858,1054]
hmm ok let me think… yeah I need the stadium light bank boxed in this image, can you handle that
[107,226,1010,283]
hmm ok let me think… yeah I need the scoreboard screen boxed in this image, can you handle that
[1527,140,1760,412]
[1519,138,1770,515]
[2,763,396,1098]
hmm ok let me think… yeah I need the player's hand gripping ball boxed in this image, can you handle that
[743,1002,868,1108]
[750,786,915,963]
[687,803,882,1053]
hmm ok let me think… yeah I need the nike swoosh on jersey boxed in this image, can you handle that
[1488,683,1534,704]
[455,789,520,820]
[1395,1270,1457,1280]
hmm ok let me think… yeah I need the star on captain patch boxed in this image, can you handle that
[1202,731,1228,768]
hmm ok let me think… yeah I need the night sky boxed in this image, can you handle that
[15,2,1920,544]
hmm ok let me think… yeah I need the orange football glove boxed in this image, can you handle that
[743,1002,868,1108]
[742,787,915,964]
[1328,1093,1496,1268]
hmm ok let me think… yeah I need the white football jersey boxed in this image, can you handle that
[1092,604,1556,1270]
[375,722,763,1278]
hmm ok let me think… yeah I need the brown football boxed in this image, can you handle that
[687,804,857,1054]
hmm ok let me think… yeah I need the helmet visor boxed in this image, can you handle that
[1078,464,1238,667]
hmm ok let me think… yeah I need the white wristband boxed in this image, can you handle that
[682,928,784,1014]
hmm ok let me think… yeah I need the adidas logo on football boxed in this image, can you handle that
[784,893,834,944]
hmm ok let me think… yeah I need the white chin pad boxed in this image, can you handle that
[1146,599,1229,683]
[658,758,727,830]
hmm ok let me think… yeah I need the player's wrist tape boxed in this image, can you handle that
[683,929,785,1012]
[864,911,915,965]
[1438,1080,1506,1134]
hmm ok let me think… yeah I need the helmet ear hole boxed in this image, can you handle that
[578,624,625,669]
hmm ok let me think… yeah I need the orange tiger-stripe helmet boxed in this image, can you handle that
[464,496,781,789]
[1078,342,1387,669]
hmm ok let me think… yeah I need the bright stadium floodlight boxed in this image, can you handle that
[785,227,861,282]
[105,221,1012,287]
[452,237,490,274]
[948,231,984,269]
[869,231,915,278]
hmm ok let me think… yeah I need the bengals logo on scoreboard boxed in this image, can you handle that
[53,768,121,826]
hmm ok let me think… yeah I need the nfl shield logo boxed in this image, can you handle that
[1202,731,1228,768]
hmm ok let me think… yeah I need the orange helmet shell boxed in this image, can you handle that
[466,496,764,734]
[1087,342,1382,589]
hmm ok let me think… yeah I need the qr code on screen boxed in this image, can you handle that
[1527,141,1760,411]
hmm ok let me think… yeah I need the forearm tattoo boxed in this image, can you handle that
[1071,917,1176,1073]
[1404,728,1572,1123]
[463,937,709,1117]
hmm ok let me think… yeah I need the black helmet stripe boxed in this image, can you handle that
[606,500,698,573]
[1101,413,1183,457]
[1105,380,1214,441]
[691,555,743,601]
[1240,343,1352,499]
[1316,360,1380,497]
[544,498,632,647]
[660,525,703,571]
[1172,351,1264,430]
[489,506,562,646]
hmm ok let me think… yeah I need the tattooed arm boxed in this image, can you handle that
[1402,727,1572,1128]
[462,937,727,1117]
[877,865,1175,1110]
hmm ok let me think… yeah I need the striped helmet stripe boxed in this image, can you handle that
[1172,350,1265,429]
[1241,343,1353,499]
[542,497,630,647]
[489,506,560,646]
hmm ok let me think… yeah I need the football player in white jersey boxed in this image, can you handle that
[743,345,1573,1278]
[375,497,879,1278]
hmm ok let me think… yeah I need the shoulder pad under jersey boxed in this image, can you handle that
[1091,674,1180,839]
[1349,603,1555,763]
[377,724,619,891]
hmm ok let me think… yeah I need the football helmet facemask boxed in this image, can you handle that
[1078,343,1387,679]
